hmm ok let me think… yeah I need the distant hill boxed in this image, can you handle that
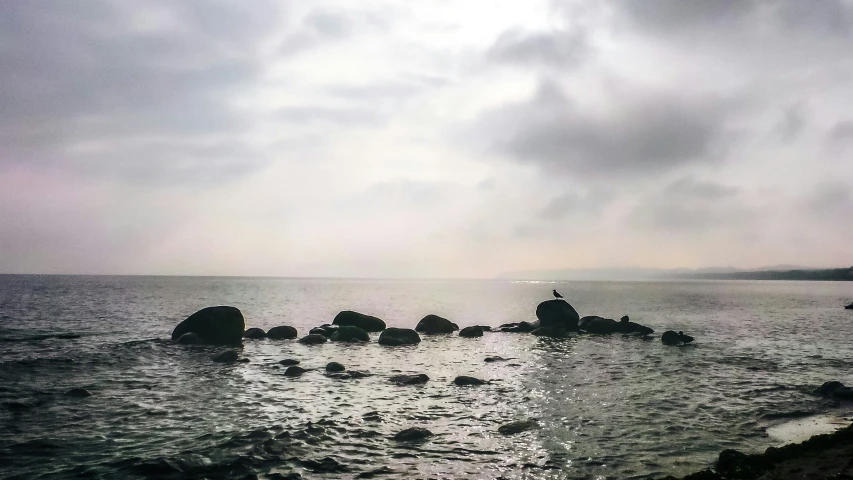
[671,267,853,281]
[497,266,853,281]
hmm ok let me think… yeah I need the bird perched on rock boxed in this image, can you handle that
[552,289,563,299]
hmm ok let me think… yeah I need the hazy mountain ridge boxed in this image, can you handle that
[497,266,853,281]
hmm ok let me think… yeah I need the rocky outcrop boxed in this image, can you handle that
[243,328,266,339]
[389,374,429,385]
[377,328,421,346]
[454,376,486,386]
[298,334,328,345]
[309,325,338,337]
[579,316,654,335]
[332,311,386,332]
[326,362,345,372]
[498,419,537,435]
[393,427,433,442]
[329,326,369,342]
[814,381,853,400]
[415,315,459,334]
[212,350,239,363]
[846,302,853,310]
[176,332,203,345]
[499,321,537,333]
[536,299,580,330]
[284,366,307,377]
[459,326,484,338]
[171,306,245,345]
[661,330,694,345]
[267,326,298,340]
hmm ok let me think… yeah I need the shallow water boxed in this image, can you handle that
[1,275,852,479]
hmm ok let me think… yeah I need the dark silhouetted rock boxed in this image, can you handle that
[459,326,484,338]
[171,306,245,345]
[378,327,421,346]
[212,350,239,363]
[498,419,537,435]
[5,401,34,411]
[484,356,510,362]
[580,316,654,335]
[284,366,307,377]
[661,330,693,345]
[531,327,567,337]
[267,326,298,340]
[333,311,386,332]
[416,314,459,334]
[328,371,370,380]
[298,334,327,345]
[389,374,429,385]
[846,302,853,310]
[326,362,345,372]
[476,325,493,331]
[279,359,300,366]
[309,327,331,337]
[621,315,630,322]
[393,427,433,442]
[499,321,537,333]
[454,375,486,386]
[536,299,580,330]
[176,332,203,345]
[330,325,369,342]
[814,381,853,400]
[243,327,266,339]
[677,331,694,343]
[65,388,92,398]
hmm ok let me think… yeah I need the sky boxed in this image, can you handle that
[1,0,851,278]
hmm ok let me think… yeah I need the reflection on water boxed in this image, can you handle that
[1,276,853,478]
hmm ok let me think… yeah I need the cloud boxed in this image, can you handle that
[827,120,853,144]
[775,103,807,143]
[538,190,610,221]
[487,28,586,69]
[478,80,737,178]
[276,106,386,126]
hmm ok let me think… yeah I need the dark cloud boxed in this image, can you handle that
[827,120,853,144]
[487,28,586,69]
[802,182,853,218]
[775,103,807,143]
[280,8,391,55]
[538,190,610,221]
[479,81,737,178]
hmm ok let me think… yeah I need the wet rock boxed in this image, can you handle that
[176,332,203,345]
[393,427,434,442]
[301,457,349,473]
[581,315,654,335]
[309,327,332,337]
[814,381,853,400]
[330,325,369,342]
[279,359,301,366]
[171,306,245,345]
[243,327,266,339]
[333,311,386,332]
[531,327,567,337]
[454,375,486,386]
[357,466,394,478]
[326,362,345,372]
[484,356,510,362]
[378,327,421,346]
[476,325,493,332]
[237,357,250,363]
[662,330,694,345]
[328,371,370,380]
[499,321,536,333]
[498,419,537,435]
[298,334,328,345]
[65,388,92,398]
[415,314,459,334]
[267,325,298,340]
[389,374,429,385]
[212,350,239,363]
[284,366,307,377]
[846,302,853,310]
[536,299,580,330]
[459,326,484,338]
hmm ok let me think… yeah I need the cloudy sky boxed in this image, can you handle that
[1,1,851,277]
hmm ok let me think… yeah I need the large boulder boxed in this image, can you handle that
[814,381,853,400]
[416,315,459,334]
[332,311,386,332]
[176,332,203,345]
[459,326,484,338]
[661,330,694,345]
[499,321,537,333]
[579,316,619,334]
[389,374,429,385]
[393,427,433,442]
[267,326,298,340]
[298,334,328,345]
[243,328,266,339]
[330,326,369,342]
[378,328,421,346]
[171,306,245,345]
[535,300,580,330]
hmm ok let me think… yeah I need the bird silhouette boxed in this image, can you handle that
[552,289,563,299]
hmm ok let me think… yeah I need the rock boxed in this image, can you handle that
[454,376,486,386]
[5,401,34,411]
[846,302,853,310]
[580,316,653,335]
[330,326,369,342]
[621,315,630,322]
[499,321,537,333]
[484,356,510,362]
[176,332,203,345]
[389,374,429,385]
[243,327,267,339]
[459,326,484,338]
[531,327,567,337]
[171,306,245,345]
[326,362,345,372]
[212,350,239,363]
[476,325,493,332]
[623,321,655,335]
[415,314,459,334]
[298,334,327,345]
[267,326,298,340]
[279,359,300,366]
[678,331,694,343]
[65,388,92,398]
[377,327,421,346]
[332,311,386,332]
[393,427,433,442]
[309,327,332,337]
[498,419,537,435]
[328,371,370,380]
[284,366,307,377]
[661,330,681,345]
[715,449,765,478]
[536,299,580,330]
[814,381,853,400]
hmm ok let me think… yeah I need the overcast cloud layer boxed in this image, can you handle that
[1,0,851,277]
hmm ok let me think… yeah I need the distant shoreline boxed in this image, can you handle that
[498,267,853,282]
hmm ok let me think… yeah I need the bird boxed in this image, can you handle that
[552,289,563,299]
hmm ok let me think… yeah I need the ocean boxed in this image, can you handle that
[1,275,852,479]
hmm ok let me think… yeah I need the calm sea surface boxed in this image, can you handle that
[1,275,852,479]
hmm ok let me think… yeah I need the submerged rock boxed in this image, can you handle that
[499,321,537,333]
[531,327,568,337]
[389,374,429,385]
[662,330,694,345]
[459,326,484,338]
[327,371,370,380]
[243,327,266,339]
[416,314,459,334]
[212,350,239,363]
[498,419,537,435]
[65,388,92,398]
[326,362,345,372]
[284,366,307,377]
[333,311,386,332]
[298,334,328,345]
[279,359,300,366]
[267,326,298,340]
[171,306,245,345]
[814,381,853,400]
[176,332,203,345]
[846,302,853,310]
[330,326,369,342]
[454,375,486,386]
[536,299,580,330]
[393,427,434,442]
[484,356,511,362]
[378,327,421,346]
